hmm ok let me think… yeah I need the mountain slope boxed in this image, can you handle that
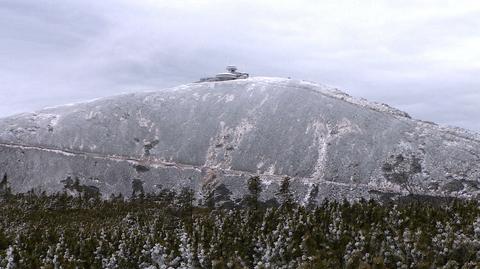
[1,77,479,202]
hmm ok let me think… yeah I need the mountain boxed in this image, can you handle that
[1,77,479,203]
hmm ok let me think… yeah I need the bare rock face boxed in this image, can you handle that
[1,77,480,203]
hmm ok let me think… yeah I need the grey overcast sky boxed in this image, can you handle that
[1,0,479,131]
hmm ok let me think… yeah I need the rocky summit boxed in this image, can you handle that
[1,77,480,203]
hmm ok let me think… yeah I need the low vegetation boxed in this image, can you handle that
[1,177,480,268]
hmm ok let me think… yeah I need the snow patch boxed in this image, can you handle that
[205,119,255,169]
[224,94,235,103]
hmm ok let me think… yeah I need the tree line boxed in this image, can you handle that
[1,175,480,268]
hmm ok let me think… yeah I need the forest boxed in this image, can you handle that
[1,176,480,268]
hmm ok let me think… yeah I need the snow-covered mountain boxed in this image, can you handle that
[1,77,479,203]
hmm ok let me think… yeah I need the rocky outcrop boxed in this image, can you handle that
[1,77,479,203]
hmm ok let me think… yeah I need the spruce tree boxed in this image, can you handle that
[246,176,262,211]
[202,185,215,210]
[277,176,294,211]
[178,188,195,228]
[131,178,145,199]
[306,184,319,209]
[0,173,11,200]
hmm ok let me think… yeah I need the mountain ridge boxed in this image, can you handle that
[1,77,479,202]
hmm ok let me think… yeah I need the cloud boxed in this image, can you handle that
[0,0,479,131]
